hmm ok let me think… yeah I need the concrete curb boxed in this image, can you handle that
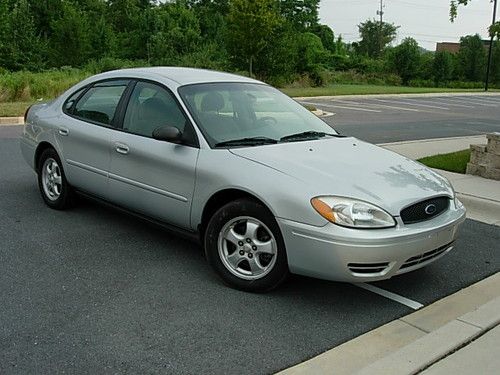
[377,135,489,148]
[0,117,23,125]
[456,193,500,226]
[294,92,500,101]
[378,135,488,160]
[355,296,500,375]
[278,273,500,375]
[312,109,335,118]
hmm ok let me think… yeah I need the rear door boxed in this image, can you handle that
[107,80,199,229]
[58,80,130,198]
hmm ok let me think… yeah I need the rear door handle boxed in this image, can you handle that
[115,143,129,155]
[58,128,69,136]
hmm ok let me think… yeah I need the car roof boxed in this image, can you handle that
[88,67,264,87]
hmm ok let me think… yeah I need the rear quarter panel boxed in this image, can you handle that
[20,102,60,171]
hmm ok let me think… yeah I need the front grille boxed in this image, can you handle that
[348,262,390,275]
[400,242,454,270]
[400,197,450,224]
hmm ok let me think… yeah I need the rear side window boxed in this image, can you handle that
[63,87,86,113]
[73,81,128,125]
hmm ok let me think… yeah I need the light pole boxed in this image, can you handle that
[377,0,384,57]
[485,0,498,91]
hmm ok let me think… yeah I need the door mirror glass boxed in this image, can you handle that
[152,126,182,143]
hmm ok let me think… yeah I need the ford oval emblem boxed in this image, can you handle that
[425,204,437,215]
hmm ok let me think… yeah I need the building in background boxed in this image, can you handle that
[436,40,491,53]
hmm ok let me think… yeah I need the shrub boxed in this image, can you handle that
[84,57,147,74]
[0,69,90,102]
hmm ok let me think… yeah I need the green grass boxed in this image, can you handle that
[0,69,90,102]
[0,101,36,117]
[302,104,317,111]
[281,84,496,97]
[417,149,471,174]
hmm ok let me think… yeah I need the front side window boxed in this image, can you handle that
[73,81,128,125]
[178,82,338,147]
[123,81,189,139]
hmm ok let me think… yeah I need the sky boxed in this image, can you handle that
[319,0,497,50]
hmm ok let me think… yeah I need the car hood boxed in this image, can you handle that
[229,137,453,215]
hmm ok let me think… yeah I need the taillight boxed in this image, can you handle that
[24,105,33,123]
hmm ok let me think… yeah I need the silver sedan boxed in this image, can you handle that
[20,67,466,292]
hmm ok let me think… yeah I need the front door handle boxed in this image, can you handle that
[58,128,69,136]
[115,143,129,155]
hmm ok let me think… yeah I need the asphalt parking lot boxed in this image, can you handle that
[1,126,499,374]
[299,94,500,143]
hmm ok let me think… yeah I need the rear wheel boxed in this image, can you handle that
[204,199,288,292]
[37,148,75,210]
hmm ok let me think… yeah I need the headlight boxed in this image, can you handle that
[311,196,396,229]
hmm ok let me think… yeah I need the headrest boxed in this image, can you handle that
[200,92,224,112]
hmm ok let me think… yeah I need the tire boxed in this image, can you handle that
[37,148,75,210]
[204,198,289,292]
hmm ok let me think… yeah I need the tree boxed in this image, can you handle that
[296,32,327,76]
[187,0,229,41]
[419,52,435,80]
[457,34,486,81]
[450,1,499,38]
[279,0,320,31]
[226,0,281,76]
[433,51,454,85]
[311,24,336,53]
[0,0,45,71]
[107,0,156,60]
[150,2,202,65]
[388,37,421,85]
[357,19,399,58]
[492,41,500,83]
[49,2,91,67]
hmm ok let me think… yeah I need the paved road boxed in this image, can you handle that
[1,127,499,374]
[299,94,500,144]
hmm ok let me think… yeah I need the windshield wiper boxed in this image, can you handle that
[214,137,278,148]
[280,131,342,143]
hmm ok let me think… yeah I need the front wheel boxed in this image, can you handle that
[204,199,288,292]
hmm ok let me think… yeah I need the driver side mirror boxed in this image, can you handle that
[152,126,183,144]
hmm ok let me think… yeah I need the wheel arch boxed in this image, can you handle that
[198,188,275,238]
[34,141,57,171]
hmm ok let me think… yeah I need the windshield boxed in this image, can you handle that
[178,82,338,147]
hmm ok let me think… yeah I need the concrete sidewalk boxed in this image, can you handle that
[379,135,487,160]
[279,273,500,375]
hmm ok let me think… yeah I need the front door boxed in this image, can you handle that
[107,80,199,229]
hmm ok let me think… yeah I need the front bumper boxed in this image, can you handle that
[278,204,466,282]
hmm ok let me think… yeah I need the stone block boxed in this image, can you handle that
[466,163,500,181]
[483,167,500,180]
[471,150,500,169]
[487,133,500,156]
[470,144,487,153]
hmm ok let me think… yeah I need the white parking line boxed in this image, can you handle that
[375,98,450,110]
[448,97,498,106]
[301,101,382,113]
[353,283,424,310]
[468,96,500,103]
[416,99,474,108]
[350,99,421,112]
[334,100,420,112]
